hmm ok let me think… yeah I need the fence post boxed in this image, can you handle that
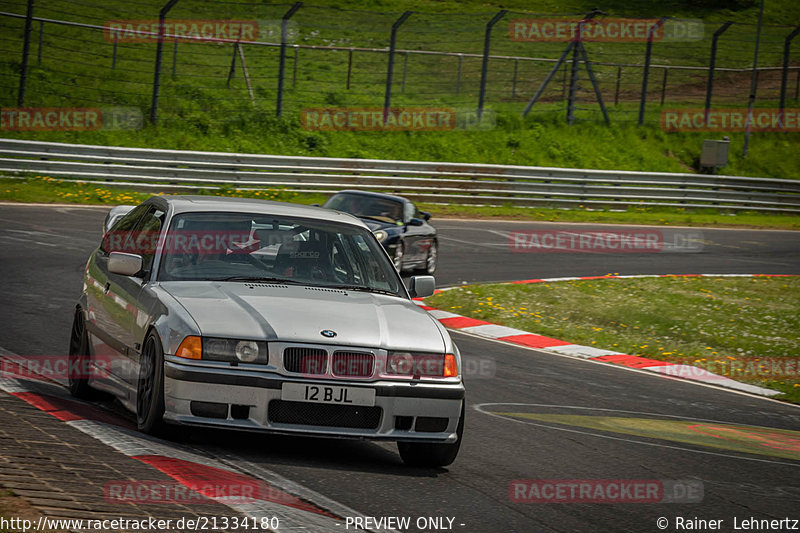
[112,34,118,69]
[383,11,413,122]
[779,25,800,119]
[17,0,34,106]
[566,28,581,125]
[796,70,799,100]
[37,20,43,65]
[614,66,621,105]
[150,0,180,125]
[171,39,178,78]
[511,58,518,98]
[346,49,353,90]
[638,18,664,126]
[401,52,408,93]
[456,54,462,94]
[705,21,733,120]
[743,0,764,157]
[292,46,298,88]
[477,10,507,119]
[660,68,668,105]
[226,42,238,87]
[276,2,302,117]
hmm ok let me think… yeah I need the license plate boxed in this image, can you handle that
[281,383,375,407]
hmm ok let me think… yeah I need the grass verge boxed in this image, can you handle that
[425,276,800,403]
[2,176,798,230]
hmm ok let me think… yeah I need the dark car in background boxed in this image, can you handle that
[323,190,438,274]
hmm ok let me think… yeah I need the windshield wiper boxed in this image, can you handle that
[212,275,305,284]
[327,284,399,296]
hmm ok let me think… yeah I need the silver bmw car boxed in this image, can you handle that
[70,195,464,467]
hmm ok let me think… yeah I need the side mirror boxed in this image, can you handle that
[408,218,424,227]
[108,252,143,277]
[407,276,435,298]
[421,211,431,221]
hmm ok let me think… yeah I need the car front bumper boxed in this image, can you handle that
[163,360,465,443]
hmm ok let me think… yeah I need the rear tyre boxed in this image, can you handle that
[136,332,167,435]
[68,308,93,399]
[398,401,464,468]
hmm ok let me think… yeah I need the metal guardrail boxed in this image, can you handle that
[1,138,798,213]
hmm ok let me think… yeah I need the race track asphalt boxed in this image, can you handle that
[1,203,799,533]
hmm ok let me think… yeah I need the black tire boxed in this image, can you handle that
[68,308,93,399]
[393,242,405,272]
[424,240,438,275]
[136,332,167,435]
[398,401,464,468]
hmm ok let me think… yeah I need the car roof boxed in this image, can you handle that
[331,190,410,204]
[147,195,366,227]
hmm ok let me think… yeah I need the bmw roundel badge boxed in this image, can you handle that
[321,330,337,338]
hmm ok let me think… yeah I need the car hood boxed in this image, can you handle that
[160,282,445,352]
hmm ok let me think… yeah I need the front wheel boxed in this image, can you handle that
[136,332,167,435]
[398,401,464,468]
[68,308,92,399]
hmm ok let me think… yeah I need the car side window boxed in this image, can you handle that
[100,204,149,254]
[132,207,166,275]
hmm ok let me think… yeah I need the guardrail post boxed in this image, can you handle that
[705,21,733,120]
[150,0,180,125]
[638,18,664,126]
[383,11,412,122]
[779,25,800,120]
[276,2,302,117]
[478,10,507,120]
[17,0,34,106]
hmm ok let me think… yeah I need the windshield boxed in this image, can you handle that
[157,212,403,296]
[325,194,405,225]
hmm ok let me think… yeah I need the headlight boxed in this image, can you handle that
[387,352,415,374]
[386,352,458,377]
[202,337,268,364]
[373,230,388,242]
